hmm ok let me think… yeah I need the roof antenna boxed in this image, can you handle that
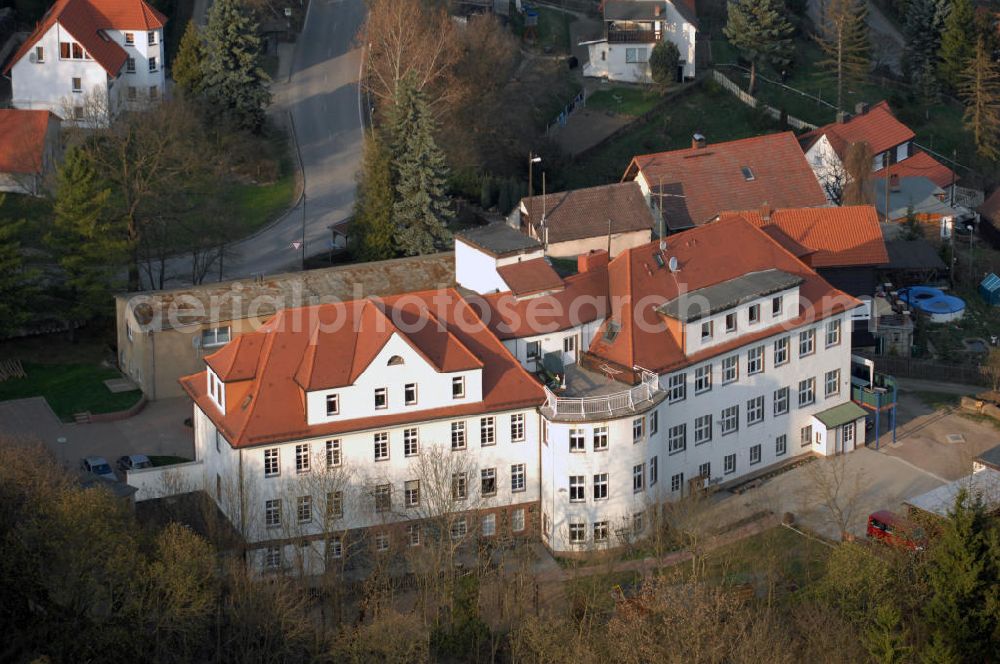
[668,256,679,273]
[607,218,612,255]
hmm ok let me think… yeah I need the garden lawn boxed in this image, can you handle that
[218,173,297,234]
[558,78,783,190]
[512,6,575,54]
[586,87,662,117]
[699,526,832,594]
[0,363,141,421]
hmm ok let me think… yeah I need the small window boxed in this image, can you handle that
[71,77,82,92]
[801,425,813,447]
[632,417,645,443]
[748,304,760,324]
[125,32,135,45]
[747,395,764,425]
[776,434,787,456]
[569,522,586,543]
[388,355,404,366]
[126,57,136,73]
[569,428,586,452]
[297,495,312,523]
[798,378,816,407]
[593,473,608,500]
[404,383,417,405]
[374,387,387,410]
[750,444,762,466]
[451,421,467,450]
[264,448,279,478]
[694,414,712,444]
[741,166,755,181]
[265,499,281,528]
[725,312,737,333]
[510,413,525,442]
[670,472,684,493]
[668,423,686,454]
[569,475,585,502]
[452,376,465,399]
[127,86,137,100]
[482,513,496,537]
[405,480,420,508]
[295,443,310,474]
[264,545,281,569]
[593,425,608,451]
[632,512,644,535]
[774,387,789,416]
[407,524,421,546]
[511,463,526,492]
[722,355,739,384]
[701,320,713,340]
[60,42,70,59]
[374,484,391,513]
[404,428,419,456]
[148,85,158,100]
[326,439,341,467]
[668,373,686,403]
[73,106,84,120]
[772,296,783,316]
[451,518,467,540]
[513,508,525,532]
[374,432,389,461]
[695,364,712,394]
[34,46,44,62]
[526,341,541,360]
[724,453,736,474]
[374,532,389,552]
[201,326,231,347]
[452,472,467,500]
[633,463,645,492]
[593,521,609,543]
[72,43,83,59]
[147,31,156,45]
[327,491,343,519]
[825,369,841,397]
[481,468,497,497]
[325,394,339,416]
[148,56,157,72]
[603,321,621,342]
[480,417,495,446]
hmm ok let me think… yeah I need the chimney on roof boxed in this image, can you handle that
[836,111,851,124]
[855,101,870,115]
[760,202,773,222]
[692,133,706,149]
[654,4,662,16]
[578,249,610,273]
[889,173,901,193]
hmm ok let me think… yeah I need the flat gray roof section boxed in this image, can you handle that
[978,443,1000,471]
[456,223,542,257]
[604,0,698,27]
[656,269,804,322]
[905,468,1000,518]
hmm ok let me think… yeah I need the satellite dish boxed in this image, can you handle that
[668,256,679,272]
[658,240,667,252]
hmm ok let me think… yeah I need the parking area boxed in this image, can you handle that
[0,396,195,480]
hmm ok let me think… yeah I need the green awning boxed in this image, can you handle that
[813,401,868,429]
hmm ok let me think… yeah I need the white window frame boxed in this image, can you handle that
[593,521,609,543]
[569,522,586,543]
[481,467,497,497]
[799,329,816,357]
[511,463,526,492]
[633,463,645,492]
[826,319,842,347]
[668,372,686,403]
[746,395,764,426]
[694,414,712,444]
[452,376,466,399]
[480,416,495,446]
[724,453,736,474]
[405,480,420,508]
[510,413,525,442]
[774,336,789,366]
[512,508,525,532]
[593,472,608,500]
[374,431,389,461]
[297,495,312,523]
[482,513,496,537]
[774,387,789,416]
[404,382,418,405]
[668,423,686,454]
[721,405,739,435]
[670,472,684,493]
[265,498,281,528]
[750,444,762,465]
[798,378,816,407]
[695,364,712,394]
[325,393,339,416]
[776,434,787,456]
[374,387,387,410]
[569,428,586,452]
[264,448,279,477]
[593,425,609,451]
[825,369,841,397]
[326,439,341,467]
[747,345,764,375]
[569,475,585,502]
[451,421,467,450]
[295,443,310,474]
[404,428,419,457]
[722,355,739,384]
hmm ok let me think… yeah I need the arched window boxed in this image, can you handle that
[388,355,405,366]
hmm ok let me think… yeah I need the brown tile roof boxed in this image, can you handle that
[717,206,889,268]
[520,181,655,244]
[4,0,166,76]
[181,289,544,448]
[0,110,53,174]
[588,217,860,374]
[625,132,827,230]
[496,258,564,297]
[877,150,958,189]
[799,101,915,158]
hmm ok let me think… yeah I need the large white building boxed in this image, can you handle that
[581,0,698,84]
[132,217,866,572]
[3,0,167,123]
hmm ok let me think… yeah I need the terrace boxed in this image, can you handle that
[542,362,662,421]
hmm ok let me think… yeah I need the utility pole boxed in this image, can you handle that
[301,190,307,271]
[528,152,541,198]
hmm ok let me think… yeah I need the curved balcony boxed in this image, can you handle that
[542,365,661,422]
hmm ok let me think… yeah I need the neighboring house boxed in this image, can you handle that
[906,443,1000,518]
[3,0,167,124]
[799,101,957,204]
[115,253,456,400]
[716,205,889,296]
[581,0,697,83]
[0,109,60,196]
[454,223,546,295]
[508,181,657,258]
[131,216,863,571]
[624,132,828,232]
[873,174,961,228]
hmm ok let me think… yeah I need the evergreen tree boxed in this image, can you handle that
[649,40,680,90]
[923,489,1000,662]
[47,148,126,322]
[479,175,495,210]
[938,0,975,88]
[0,198,37,337]
[816,0,870,111]
[863,604,912,664]
[723,0,794,94]
[351,133,396,262]
[390,76,453,256]
[958,37,1000,159]
[903,0,949,100]
[173,21,207,97]
[203,0,272,132]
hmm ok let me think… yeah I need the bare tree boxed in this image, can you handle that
[843,140,876,206]
[804,454,867,540]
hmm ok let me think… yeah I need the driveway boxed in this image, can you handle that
[0,397,195,480]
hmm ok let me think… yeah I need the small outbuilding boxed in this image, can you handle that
[979,273,1000,305]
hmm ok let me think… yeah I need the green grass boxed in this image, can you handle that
[921,285,999,364]
[149,455,192,467]
[558,78,783,190]
[699,526,832,593]
[219,173,297,234]
[0,363,141,421]
[512,6,575,54]
[586,87,662,117]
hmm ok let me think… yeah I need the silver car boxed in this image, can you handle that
[117,454,153,472]
[81,456,116,481]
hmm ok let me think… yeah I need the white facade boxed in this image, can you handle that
[582,2,697,84]
[502,319,604,371]
[9,22,165,123]
[805,133,915,204]
[454,236,544,295]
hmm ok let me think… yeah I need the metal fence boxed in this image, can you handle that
[856,352,989,387]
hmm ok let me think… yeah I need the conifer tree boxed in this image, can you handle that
[649,40,680,90]
[47,148,126,322]
[723,0,794,94]
[923,490,1000,661]
[938,0,975,89]
[390,76,453,256]
[173,21,207,97]
[351,133,396,262]
[203,0,271,132]
[816,0,870,111]
[0,198,36,336]
[903,0,949,99]
[959,37,1000,159]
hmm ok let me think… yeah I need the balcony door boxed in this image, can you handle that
[563,335,579,365]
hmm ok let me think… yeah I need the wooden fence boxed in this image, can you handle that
[856,352,989,387]
[710,70,817,131]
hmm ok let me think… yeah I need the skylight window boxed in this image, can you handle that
[653,253,665,268]
[603,321,621,342]
[741,166,755,181]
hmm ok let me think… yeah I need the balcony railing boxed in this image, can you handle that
[607,29,658,44]
[851,374,897,409]
[544,368,660,419]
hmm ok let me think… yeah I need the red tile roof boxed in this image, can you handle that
[4,0,166,76]
[182,289,544,447]
[876,150,957,189]
[520,181,656,244]
[717,206,889,268]
[799,101,915,158]
[496,258,564,297]
[0,109,53,174]
[588,217,860,374]
[624,132,827,230]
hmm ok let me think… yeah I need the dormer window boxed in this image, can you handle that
[374,387,388,409]
[772,296,782,316]
[125,32,135,45]
[452,377,465,399]
[404,383,417,405]
[748,304,760,325]
[325,394,339,415]
[701,320,713,340]
[725,313,737,333]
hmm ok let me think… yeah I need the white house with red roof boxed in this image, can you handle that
[3,0,167,123]
[126,219,866,571]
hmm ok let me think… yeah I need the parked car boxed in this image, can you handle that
[116,454,153,472]
[867,510,926,551]
[81,456,116,481]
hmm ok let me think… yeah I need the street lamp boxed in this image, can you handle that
[528,152,542,198]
